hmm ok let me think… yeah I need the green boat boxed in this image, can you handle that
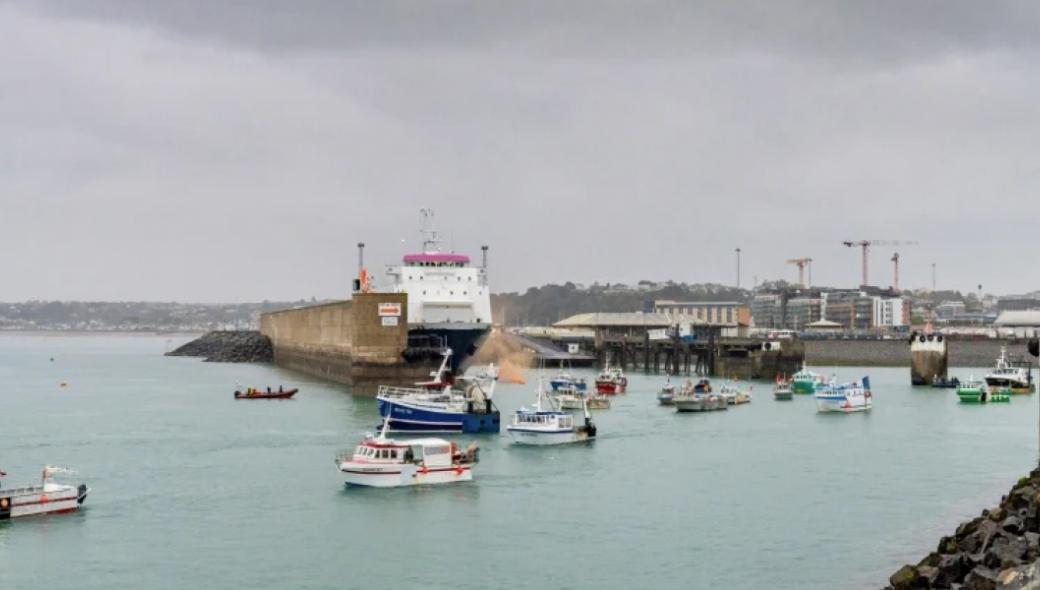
[792,365,819,394]
[957,378,989,404]
[990,387,1011,403]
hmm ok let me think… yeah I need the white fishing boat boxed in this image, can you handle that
[815,377,873,413]
[552,388,611,410]
[507,377,597,445]
[0,466,89,519]
[985,346,1034,393]
[717,383,753,405]
[335,417,478,488]
[657,377,677,406]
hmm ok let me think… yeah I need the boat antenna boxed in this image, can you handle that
[377,413,391,441]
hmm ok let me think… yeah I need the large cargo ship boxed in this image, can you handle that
[379,209,492,373]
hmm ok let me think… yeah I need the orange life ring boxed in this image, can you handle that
[0,497,9,509]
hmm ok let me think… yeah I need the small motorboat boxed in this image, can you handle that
[815,377,873,413]
[774,378,793,401]
[674,392,727,413]
[336,417,478,488]
[507,377,597,445]
[931,376,961,389]
[234,386,298,399]
[552,388,611,410]
[549,363,588,392]
[594,363,628,394]
[0,466,89,519]
[717,383,753,405]
[956,382,1012,403]
[657,377,677,406]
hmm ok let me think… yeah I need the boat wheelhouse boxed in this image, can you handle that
[984,346,1034,394]
[792,364,821,394]
[0,466,89,519]
[336,418,478,488]
[957,377,992,404]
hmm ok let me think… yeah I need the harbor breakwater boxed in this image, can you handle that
[166,330,273,363]
[884,469,1040,590]
[806,340,1030,369]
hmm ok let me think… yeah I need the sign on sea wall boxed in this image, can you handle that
[378,303,402,317]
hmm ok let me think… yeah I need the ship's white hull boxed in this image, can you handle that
[338,461,472,488]
[506,427,589,446]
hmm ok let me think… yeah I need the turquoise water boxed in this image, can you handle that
[1,334,1038,589]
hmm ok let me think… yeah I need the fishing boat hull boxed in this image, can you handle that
[984,378,1034,394]
[814,393,872,413]
[774,389,793,401]
[792,380,815,394]
[377,399,500,434]
[674,396,727,412]
[550,379,587,392]
[234,389,298,399]
[957,388,987,403]
[657,392,675,406]
[595,380,626,394]
[0,483,88,519]
[505,427,592,445]
[554,395,610,410]
[338,461,473,488]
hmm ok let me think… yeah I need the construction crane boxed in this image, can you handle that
[842,240,918,287]
[786,258,813,288]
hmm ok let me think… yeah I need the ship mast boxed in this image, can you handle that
[419,208,441,253]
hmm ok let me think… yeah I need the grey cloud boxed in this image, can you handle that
[17,1,1040,62]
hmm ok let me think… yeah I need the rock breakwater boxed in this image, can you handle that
[166,331,273,363]
[884,469,1040,590]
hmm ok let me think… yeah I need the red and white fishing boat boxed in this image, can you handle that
[335,417,479,488]
[594,363,628,394]
[0,466,89,520]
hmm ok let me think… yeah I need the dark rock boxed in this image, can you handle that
[963,567,1000,590]
[960,517,986,539]
[939,535,960,554]
[889,564,927,590]
[166,331,273,363]
[935,553,970,587]
[1004,516,1025,535]
[983,536,1028,570]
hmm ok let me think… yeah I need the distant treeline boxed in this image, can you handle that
[0,300,324,331]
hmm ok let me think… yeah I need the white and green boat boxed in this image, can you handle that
[957,377,991,404]
[792,365,820,394]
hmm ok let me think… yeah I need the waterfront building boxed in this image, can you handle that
[653,300,749,327]
[751,294,783,328]
[994,311,1040,338]
[786,298,823,330]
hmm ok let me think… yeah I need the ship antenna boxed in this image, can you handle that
[419,208,439,252]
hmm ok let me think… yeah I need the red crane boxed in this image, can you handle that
[842,240,918,287]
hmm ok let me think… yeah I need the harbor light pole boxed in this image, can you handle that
[735,248,742,289]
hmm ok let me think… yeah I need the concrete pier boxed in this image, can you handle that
[260,293,438,393]
[910,333,948,385]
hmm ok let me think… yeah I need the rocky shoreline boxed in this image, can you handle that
[884,469,1040,590]
[166,330,273,363]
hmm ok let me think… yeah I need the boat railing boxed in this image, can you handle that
[377,385,441,399]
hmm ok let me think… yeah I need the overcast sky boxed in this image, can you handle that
[4,1,1039,301]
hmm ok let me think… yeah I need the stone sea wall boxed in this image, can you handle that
[884,469,1040,590]
[805,340,1032,368]
[166,330,273,363]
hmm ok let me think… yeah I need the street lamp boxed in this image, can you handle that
[735,248,742,289]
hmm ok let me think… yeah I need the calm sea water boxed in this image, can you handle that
[0,334,1037,589]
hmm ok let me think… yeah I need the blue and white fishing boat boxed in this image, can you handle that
[377,350,501,434]
[550,373,588,392]
[507,377,597,446]
[815,377,873,413]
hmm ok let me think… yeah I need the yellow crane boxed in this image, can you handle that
[786,258,813,288]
